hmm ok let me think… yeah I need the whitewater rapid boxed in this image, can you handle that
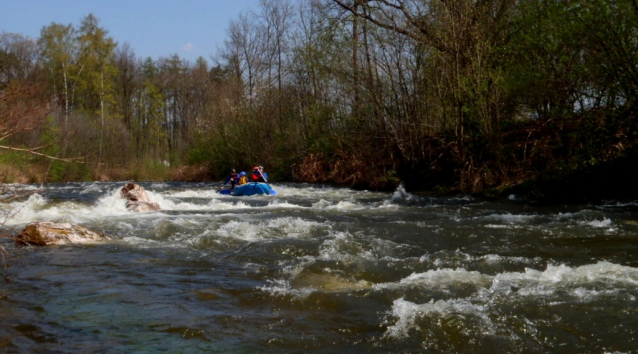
[1,181,637,352]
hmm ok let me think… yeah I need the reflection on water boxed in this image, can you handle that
[1,182,638,353]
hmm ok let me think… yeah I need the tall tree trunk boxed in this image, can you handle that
[352,2,360,122]
[98,69,104,166]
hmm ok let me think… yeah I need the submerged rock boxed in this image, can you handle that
[291,273,374,293]
[120,183,161,212]
[16,221,110,246]
[125,201,161,212]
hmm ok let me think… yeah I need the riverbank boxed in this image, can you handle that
[3,140,638,206]
[3,159,637,205]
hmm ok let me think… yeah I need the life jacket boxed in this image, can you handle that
[238,176,248,185]
[251,167,261,181]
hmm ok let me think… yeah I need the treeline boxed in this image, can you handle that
[1,0,638,198]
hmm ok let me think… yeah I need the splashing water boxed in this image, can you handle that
[1,182,638,353]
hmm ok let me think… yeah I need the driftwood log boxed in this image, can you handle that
[120,183,161,212]
[16,221,110,246]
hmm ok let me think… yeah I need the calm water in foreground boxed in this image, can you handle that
[1,182,638,353]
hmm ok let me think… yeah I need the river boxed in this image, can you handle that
[1,182,637,353]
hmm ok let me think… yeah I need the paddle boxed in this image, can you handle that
[259,169,274,196]
[258,166,268,183]
[251,167,268,184]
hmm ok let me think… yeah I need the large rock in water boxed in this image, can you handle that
[16,221,110,246]
[120,183,161,212]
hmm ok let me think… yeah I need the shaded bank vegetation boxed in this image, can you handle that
[1,0,638,201]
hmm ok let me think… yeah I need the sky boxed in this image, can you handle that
[1,0,260,63]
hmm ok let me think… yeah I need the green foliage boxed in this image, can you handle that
[60,162,92,181]
[186,133,236,180]
[2,1,638,199]
[140,160,169,181]
[75,13,117,113]
[0,149,38,179]
[39,116,64,182]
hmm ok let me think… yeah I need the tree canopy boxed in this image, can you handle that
[0,2,637,200]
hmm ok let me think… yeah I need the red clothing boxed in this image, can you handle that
[251,169,262,181]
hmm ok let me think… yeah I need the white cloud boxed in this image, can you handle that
[182,42,195,52]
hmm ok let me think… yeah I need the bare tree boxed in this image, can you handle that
[0,83,86,163]
[221,13,269,105]
[260,0,295,128]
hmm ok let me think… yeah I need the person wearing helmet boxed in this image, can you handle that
[221,168,239,190]
[237,171,248,185]
[251,165,267,182]
[259,166,268,182]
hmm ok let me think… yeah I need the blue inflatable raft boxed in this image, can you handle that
[219,183,276,196]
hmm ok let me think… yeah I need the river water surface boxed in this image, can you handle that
[1,182,638,353]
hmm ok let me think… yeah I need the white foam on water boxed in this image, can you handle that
[311,200,331,209]
[2,183,43,192]
[409,258,638,298]
[143,189,259,212]
[166,189,220,199]
[572,287,628,300]
[178,228,219,248]
[261,270,374,298]
[264,200,306,209]
[215,220,262,241]
[382,261,638,339]
[259,278,316,299]
[272,184,386,200]
[262,184,286,197]
[313,230,404,265]
[265,217,327,238]
[374,268,491,291]
[213,217,326,242]
[419,252,537,268]
[0,187,222,227]
[484,224,523,229]
[597,200,638,209]
[94,188,136,214]
[261,230,403,298]
[280,256,316,278]
[0,193,50,225]
[491,261,638,296]
[581,218,612,228]
[415,221,437,228]
[318,231,366,261]
[310,198,401,212]
[209,199,252,210]
[115,221,135,230]
[149,182,170,189]
[384,297,493,339]
[556,209,604,220]
[378,200,402,210]
[171,216,205,228]
[121,236,161,247]
[2,191,134,226]
[479,213,537,224]
[143,190,207,211]
[390,184,417,202]
[450,195,475,202]
[311,200,366,211]
[159,190,306,211]
[480,254,539,265]
[78,182,105,194]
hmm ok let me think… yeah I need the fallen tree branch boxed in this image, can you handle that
[0,145,89,164]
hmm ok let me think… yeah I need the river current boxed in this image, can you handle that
[1,182,637,353]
